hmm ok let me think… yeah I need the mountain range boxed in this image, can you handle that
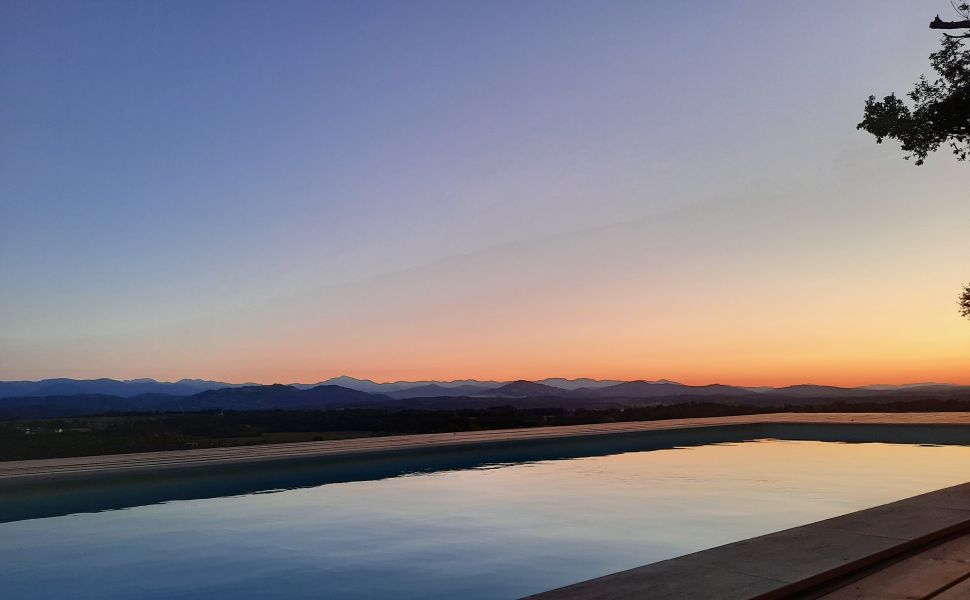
[1,377,968,419]
[2,376,967,401]
[0,378,250,399]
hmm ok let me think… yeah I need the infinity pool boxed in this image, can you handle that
[3,426,970,598]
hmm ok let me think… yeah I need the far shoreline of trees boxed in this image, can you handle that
[5,398,970,461]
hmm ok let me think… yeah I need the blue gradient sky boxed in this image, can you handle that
[1,1,967,384]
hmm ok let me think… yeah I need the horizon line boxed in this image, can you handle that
[2,375,966,389]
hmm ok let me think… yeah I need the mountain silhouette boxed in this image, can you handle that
[535,378,624,390]
[387,384,493,399]
[480,380,573,398]
[175,384,385,411]
[0,378,242,399]
[3,378,970,419]
[589,380,755,399]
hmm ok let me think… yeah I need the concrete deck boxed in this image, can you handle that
[4,412,970,485]
[527,481,970,600]
[814,530,970,599]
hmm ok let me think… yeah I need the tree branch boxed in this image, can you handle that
[931,16,970,29]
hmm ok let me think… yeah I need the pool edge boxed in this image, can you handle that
[524,472,970,599]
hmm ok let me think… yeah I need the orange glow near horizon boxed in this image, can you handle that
[4,1,969,392]
[28,291,965,387]
[6,249,968,387]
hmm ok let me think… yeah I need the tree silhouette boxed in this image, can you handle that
[960,284,970,320]
[859,5,970,322]
[857,4,969,165]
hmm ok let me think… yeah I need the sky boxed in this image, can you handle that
[1,0,967,386]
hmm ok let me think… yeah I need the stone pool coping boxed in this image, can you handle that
[525,480,970,600]
[3,411,970,486]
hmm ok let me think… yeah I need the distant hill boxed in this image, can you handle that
[0,393,177,419]
[0,384,387,418]
[0,378,245,399]
[175,384,385,411]
[301,376,406,394]
[588,380,756,399]
[764,384,864,398]
[387,384,493,400]
[12,377,963,402]
[479,380,573,398]
[301,376,505,394]
[374,395,628,410]
[862,383,966,392]
[3,377,969,419]
[535,378,624,390]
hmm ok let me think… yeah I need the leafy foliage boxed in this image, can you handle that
[858,37,970,165]
[960,283,970,319]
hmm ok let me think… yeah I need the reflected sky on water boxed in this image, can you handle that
[4,437,970,599]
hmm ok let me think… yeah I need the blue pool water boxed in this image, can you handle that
[3,429,970,598]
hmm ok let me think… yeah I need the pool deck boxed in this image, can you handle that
[522,413,970,600]
[527,481,970,600]
[5,411,970,598]
[3,411,970,486]
[813,529,970,599]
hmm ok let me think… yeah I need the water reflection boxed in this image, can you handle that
[3,423,970,523]
[2,426,970,599]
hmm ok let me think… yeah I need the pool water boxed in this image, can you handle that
[3,437,970,598]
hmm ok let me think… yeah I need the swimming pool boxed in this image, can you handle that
[3,424,970,598]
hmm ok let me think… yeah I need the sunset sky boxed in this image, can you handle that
[1,0,967,386]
